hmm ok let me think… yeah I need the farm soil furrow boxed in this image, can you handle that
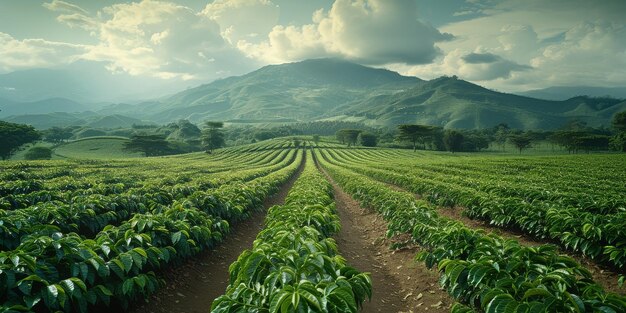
[130,152,307,313]
[359,169,626,297]
[435,205,626,296]
[316,160,452,313]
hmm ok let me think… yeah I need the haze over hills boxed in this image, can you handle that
[0,61,196,103]
[333,76,626,129]
[1,58,625,130]
[517,86,626,101]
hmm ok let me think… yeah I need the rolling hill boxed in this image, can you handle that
[129,59,625,129]
[518,86,626,101]
[2,58,624,130]
[117,58,422,123]
[0,97,88,118]
[332,76,626,129]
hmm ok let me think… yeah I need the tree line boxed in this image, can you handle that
[330,111,626,153]
[1,111,625,159]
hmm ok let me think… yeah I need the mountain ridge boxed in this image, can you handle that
[1,58,624,130]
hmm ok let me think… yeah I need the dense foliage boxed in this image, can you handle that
[315,146,626,312]
[0,141,301,312]
[1,138,624,313]
[212,150,371,312]
[0,122,41,160]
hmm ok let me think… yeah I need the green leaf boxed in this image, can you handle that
[596,307,617,313]
[269,290,291,313]
[122,279,134,296]
[43,284,59,307]
[120,254,133,273]
[486,294,516,313]
[70,277,87,292]
[522,288,553,300]
[11,254,20,267]
[61,279,75,294]
[19,275,48,285]
[171,231,182,244]
[566,292,585,313]
[24,295,41,309]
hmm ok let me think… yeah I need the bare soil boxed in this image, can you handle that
[318,166,452,312]
[131,156,305,313]
[376,179,625,296]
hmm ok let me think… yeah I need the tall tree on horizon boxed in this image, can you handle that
[123,134,171,156]
[509,134,533,154]
[610,111,626,152]
[202,121,225,153]
[397,124,437,151]
[0,121,41,160]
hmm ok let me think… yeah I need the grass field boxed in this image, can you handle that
[1,140,624,313]
[52,136,144,159]
[8,141,60,160]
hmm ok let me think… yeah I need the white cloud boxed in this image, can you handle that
[42,0,89,15]
[525,21,626,88]
[0,32,87,73]
[397,49,530,82]
[397,0,626,91]
[42,0,258,81]
[202,0,279,44]
[239,0,452,65]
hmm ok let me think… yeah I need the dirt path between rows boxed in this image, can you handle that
[377,178,624,296]
[316,165,451,312]
[131,154,305,313]
[436,206,625,296]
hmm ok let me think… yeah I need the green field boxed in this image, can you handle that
[52,137,144,159]
[1,140,625,312]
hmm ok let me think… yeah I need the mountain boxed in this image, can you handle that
[129,59,624,129]
[331,76,626,129]
[518,86,626,101]
[2,59,624,130]
[0,98,88,117]
[1,112,144,129]
[123,58,421,123]
[2,112,92,129]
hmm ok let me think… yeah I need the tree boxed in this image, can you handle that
[335,130,346,144]
[337,129,362,147]
[358,132,378,147]
[202,121,225,153]
[397,124,436,151]
[24,146,52,160]
[312,135,320,144]
[611,111,626,152]
[509,134,533,154]
[465,134,490,151]
[43,127,73,143]
[443,130,464,153]
[123,134,171,156]
[493,123,510,151]
[613,111,626,132]
[0,121,41,160]
[610,133,626,152]
[575,135,610,153]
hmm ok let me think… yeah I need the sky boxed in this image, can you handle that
[0,0,625,94]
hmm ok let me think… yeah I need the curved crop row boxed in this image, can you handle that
[317,148,626,313]
[0,150,296,250]
[211,150,372,313]
[325,148,626,276]
[0,149,302,312]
